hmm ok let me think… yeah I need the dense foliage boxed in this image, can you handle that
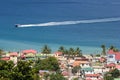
[49,73,67,80]
[0,60,39,80]
[35,57,60,72]
[58,46,82,57]
[104,68,120,80]
[72,66,80,75]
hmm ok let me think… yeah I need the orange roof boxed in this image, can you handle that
[1,57,10,61]
[22,49,37,54]
[10,52,18,56]
[85,74,100,77]
[106,63,116,67]
[100,57,106,62]
[72,61,89,67]
[72,61,81,67]
[80,61,89,64]
[54,51,63,56]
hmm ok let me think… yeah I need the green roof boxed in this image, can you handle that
[81,67,93,71]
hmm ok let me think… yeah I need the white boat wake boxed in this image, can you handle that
[16,17,120,27]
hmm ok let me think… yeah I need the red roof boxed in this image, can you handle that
[1,57,10,61]
[22,49,37,54]
[62,71,69,76]
[107,50,115,54]
[54,51,63,56]
[116,65,120,69]
[115,53,120,60]
[106,63,116,67]
[86,78,92,80]
[85,74,100,77]
[99,57,106,62]
[10,52,18,56]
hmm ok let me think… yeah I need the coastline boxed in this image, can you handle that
[0,39,102,54]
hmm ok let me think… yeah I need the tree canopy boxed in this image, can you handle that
[0,60,39,80]
[35,57,60,72]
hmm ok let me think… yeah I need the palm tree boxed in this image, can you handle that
[109,45,119,52]
[41,45,51,57]
[109,45,115,50]
[101,45,106,55]
[75,47,82,57]
[69,48,74,57]
[0,49,3,58]
[58,46,65,55]
[64,49,69,59]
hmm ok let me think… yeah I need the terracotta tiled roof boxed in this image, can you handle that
[99,57,106,62]
[115,53,120,60]
[107,50,115,54]
[62,71,69,76]
[106,63,116,67]
[22,49,37,54]
[72,61,80,67]
[116,65,120,69]
[1,57,10,61]
[80,61,89,64]
[86,78,92,80]
[54,51,63,56]
[72,61,90,67]
[10,52,18,56]
[85,74,100,77]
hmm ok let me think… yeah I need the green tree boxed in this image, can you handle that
[0,49,3,58]
[104,73,114,80]
[72,66,81,75]
[41,45,51,57]
[0,60,40,80]
[49,73,67,80]
[64,49,68,55]
[69,48,74,57]
[75,47,82,57]
[58,46,65,54]
[11,61,34,80]
[95,54,100,57]
[101,45,106,55]
[35,57,60,72]
[111,68,120,78]
[73,78,79,80]
[104,68,120,80]
[109,45,119,52]
[109,45,115,50]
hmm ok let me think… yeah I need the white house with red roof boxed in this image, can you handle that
[107,50,120,64]
[9,52,18,64]
[21,49,37,60]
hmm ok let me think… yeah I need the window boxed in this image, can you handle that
[109,55,113,58]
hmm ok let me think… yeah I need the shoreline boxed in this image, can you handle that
[0,39,102,54]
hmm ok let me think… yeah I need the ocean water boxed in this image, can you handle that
[0,0,120,54]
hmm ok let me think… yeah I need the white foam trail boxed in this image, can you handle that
[17,17,120,27]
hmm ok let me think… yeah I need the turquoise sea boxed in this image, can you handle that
[0,0,120,54]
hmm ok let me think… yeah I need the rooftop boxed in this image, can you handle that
[81,67,93,71]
